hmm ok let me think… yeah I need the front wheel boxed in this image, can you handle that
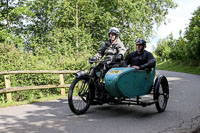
[154,75,169,113]
[68,78,91,115]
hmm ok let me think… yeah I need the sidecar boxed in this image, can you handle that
[68,63,169,115]
[105,67,169,112]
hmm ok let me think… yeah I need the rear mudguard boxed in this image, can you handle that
[153,75,169,99]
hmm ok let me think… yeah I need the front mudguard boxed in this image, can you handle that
[75,71,90,79]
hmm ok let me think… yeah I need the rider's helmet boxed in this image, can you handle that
[108,27,120,38]
[135,39,146,46]
[135,39,146,52]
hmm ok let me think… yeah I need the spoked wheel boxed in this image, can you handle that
[68,78,91,115]
[154,75,169,112]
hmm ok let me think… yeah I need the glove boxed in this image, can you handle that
[115,54,123,62]
[91,56,97,61]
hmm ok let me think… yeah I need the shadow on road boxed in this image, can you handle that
[0,98,162,133]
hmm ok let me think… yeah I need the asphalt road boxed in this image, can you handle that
[0,70,200,133]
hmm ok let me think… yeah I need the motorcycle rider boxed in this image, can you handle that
[92,27,126,68]
[90,27,126,103]
[124,39,156,70]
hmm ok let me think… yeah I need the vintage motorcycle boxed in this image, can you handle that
[68,59,169,115]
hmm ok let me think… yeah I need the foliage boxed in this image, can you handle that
[0,43,91,103]
[1,0,177,54]
[185,6,200,60]
[155,33,175,60]
[154,6,200,66]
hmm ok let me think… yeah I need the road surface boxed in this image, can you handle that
[0,70,200,133]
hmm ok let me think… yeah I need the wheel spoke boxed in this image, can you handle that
[78,82,89,102]
[78,81,87,95]
[73,80,88,110]
[154,76,169,113]
[158,84,168,109]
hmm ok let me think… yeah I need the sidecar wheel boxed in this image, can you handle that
[68,78,91,115]
[154,75,169,113]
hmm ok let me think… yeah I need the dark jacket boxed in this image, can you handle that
[124,50,156,70]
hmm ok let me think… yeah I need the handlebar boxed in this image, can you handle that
[88,58,100,63]
[88,58,110,64]
[88,58,122,68]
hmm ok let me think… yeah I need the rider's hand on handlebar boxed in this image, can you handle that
[89,56,98,64]
[91,56,97,61]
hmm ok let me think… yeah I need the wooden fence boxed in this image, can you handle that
[0,70,78,101]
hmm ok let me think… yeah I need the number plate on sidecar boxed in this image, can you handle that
[109,70,122,74]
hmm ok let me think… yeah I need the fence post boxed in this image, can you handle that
[4,75,12,101]
[59,74,65,95]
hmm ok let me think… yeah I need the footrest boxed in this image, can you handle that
[140,99,157,107]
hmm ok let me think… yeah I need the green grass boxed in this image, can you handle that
[0,95,66,108]
[157,60,200,75]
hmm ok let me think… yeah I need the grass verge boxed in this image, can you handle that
[157,60,200,75]
[0,95,66,108]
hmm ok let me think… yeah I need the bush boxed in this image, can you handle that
[0,43,92,103]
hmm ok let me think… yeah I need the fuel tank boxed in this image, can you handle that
[105,67,155,98]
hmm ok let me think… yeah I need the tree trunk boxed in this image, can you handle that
[6,0,10,30]
[76,1,79,48]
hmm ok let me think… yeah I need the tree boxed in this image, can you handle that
[0,0,33,45]
[1,0,177,55]
[169,36,187,62]
[185,6,200,64]
[77,0,177,52]
[155,33,176,61]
